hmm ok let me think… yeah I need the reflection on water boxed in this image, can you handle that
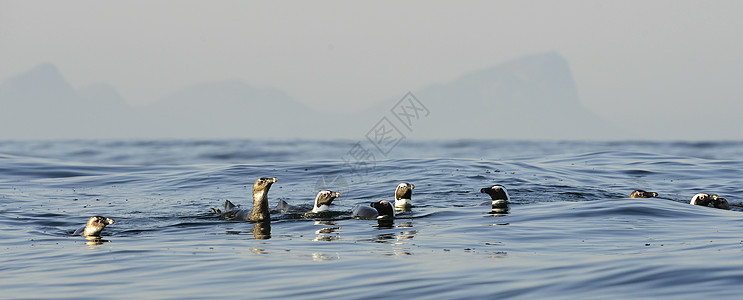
[252,222,271,240]
[250,248,269,255]
[313,220,336,227]
[312,252,341,261]
[315,226,341,234]
[486,251,508,259]
[395,206,412,213]
[396,221,413,228]
[373,233,397,243]
[314,221,342,242]
[313,234,340,242]
[491,200,509,215]
[397,230,416,241]
[375,219,395,229]
[5,140,743,298]
[396,221,416,241]
[84,236,110,246]
[363,222,419,247]
[488,209,509,216]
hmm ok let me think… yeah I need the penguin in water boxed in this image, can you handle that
[690,193,714,207]
[629,190,659,198]
[480,185,509,214]
[73,216,115,237]
[711,195,730,210]
[351,200,394,220]
[394,182,415,211]
[211,177,278,221]
[275,190,342,214]
[689,193,730,210]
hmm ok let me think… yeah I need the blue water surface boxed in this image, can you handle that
[1,140,743,298]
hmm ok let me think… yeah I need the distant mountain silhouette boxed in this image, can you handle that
[0,63,146,139]
[0,64,317,140]
[339,52,624,140]
[78,83,128,108]
[0,53,626,140]
[140,80,318,139]
[0,63,78,105]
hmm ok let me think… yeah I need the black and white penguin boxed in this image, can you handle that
[275,190,341,213]
[394,182,415,211]
[73,216,115,236]
[351,200,394,220]
[690,193,713,207]
[211,177,278,221]
[312,190,341,213]
[629,190,659,198]
[480,185,509,213]
[690,193,730,210]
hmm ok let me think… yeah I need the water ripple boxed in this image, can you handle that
[2,140,743,298]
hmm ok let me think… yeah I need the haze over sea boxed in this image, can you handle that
[2,139,743,298]
[4,2,743,298]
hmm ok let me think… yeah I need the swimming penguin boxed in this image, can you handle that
[351,200,394,220]
[311,190,341,213]
[480,185,509,213]
[73,216,115,236]
[690,193,714,207]
[394,182,415,211]
[275,190,341,213]
[211,177,278,221]
[711,194,731,210]
[629,190,659,198]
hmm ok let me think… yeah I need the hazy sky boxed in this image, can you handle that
[2,1,742,118]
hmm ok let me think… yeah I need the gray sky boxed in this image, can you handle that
[2,1,742,128]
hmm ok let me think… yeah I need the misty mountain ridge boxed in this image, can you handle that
[342,52,622,140]
[143,80,317,138]
[0,63,78,105]
[1,53,625,140]
[414,52,618,139]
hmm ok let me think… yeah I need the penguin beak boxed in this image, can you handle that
[269,177,278,183]
[105,218,115,225]
[332,192,341,198]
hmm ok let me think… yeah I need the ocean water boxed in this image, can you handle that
[2,140,743,299]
